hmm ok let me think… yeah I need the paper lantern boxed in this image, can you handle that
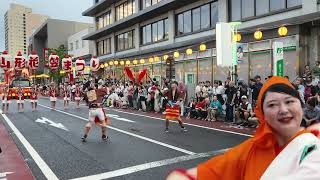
[109,61,114,66]
[173,51,180,58]
[100,64,105,68]
[148,57,154,63]
[126,60,131,65]
[186,49,193,55]
[163,55,169,61]
[140,59,145,64]
[234,33,241,42]
[133,59,138,65]
[154,56,160,62]
[62,55,72,71]
[48,51,60,70]
[28,50,39,70]
[278,26,288,37]
[75,57,85,72]
[14,51,26,70]
[254,30,263,40]
[0,50,12,71]
[90,56,100,71]
[120,61,125,65]
[114,60,119,65]
[199,44,206,52]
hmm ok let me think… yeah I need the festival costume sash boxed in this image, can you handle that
[261,133,320,180]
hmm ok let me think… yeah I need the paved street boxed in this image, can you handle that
[0,98,250,180]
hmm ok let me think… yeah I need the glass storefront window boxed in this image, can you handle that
[241,0,254,18]
[152,23,158,42]
[141,19,168,45]
[183,11,192,33]
[200,4,210,29]
[287,0,302,8]
[230,0,241,21]
[210,2,218,27]
[270,0,286,11]
[192,8,201,32]
[255,0,269,16]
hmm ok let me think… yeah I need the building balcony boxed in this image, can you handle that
[82,0,118,17]
[83,0,195,40]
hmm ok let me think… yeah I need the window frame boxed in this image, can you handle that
[116,30,135,52]
[140,18,169,46]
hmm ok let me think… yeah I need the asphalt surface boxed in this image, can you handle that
[0,98,250,180]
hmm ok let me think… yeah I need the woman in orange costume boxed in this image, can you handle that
[167,76,320,179]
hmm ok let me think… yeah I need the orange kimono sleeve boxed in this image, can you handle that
[198,139,254,180]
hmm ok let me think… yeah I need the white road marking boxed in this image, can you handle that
[0,110,59,180]
[71,148,228,180]
[110,109,253,137]
[38,104,195,155]
[35,117,69,131]
[0,172,13,179]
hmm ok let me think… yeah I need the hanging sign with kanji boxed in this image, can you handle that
[90,56,99,72]
[75,57,85,72]
[14,51,26,70]
[28,50,39,70]
[62,55,72,71]
[48,51,60,70]
[0,51,12,71]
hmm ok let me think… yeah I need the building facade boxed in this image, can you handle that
[29,19,93,69]
[4,4,48,55]
[82,0,320,86]
[68,27,95,63]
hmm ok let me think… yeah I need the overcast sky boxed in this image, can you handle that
[0,0,94,51]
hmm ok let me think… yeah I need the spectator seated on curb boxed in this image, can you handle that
[206,95,223,122]
[248,111,259,128]
[302,97,320,127]
[195,97,208,120]
[235,95,253,127]
[186,98,196,119]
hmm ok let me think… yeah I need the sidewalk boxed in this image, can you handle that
[112,108,256,136]
[0,123,34,180]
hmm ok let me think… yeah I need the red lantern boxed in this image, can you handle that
[90,56,100,72]
[75,57,85,72]
[62,55,72,71]
[14,51,26,70]
[28,50,39,70]
[48,51,60,70]
[0,50,12,71]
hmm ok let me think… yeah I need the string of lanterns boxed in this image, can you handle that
[234,25,288,42]
[99,43,207,68]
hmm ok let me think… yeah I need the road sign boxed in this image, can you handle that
[35,117,69,131]
[273,42,284,77]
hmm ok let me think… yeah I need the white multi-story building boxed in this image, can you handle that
[4,3,48,55]
[68,27,95,64]
[82,0,320,86]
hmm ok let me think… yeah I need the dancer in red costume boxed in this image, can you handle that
[49,82,57,110]
[30,84,39,111]
[63,83,71,109]
[2,86,11,114]
[16,84,25,112]
[74,83,81,109]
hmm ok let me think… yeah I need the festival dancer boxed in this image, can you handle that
[30,84,38,111]
[81,83,110,142]
[63,83,71,109]
[2,86,11,114]
[164,81,187,133]
[16,84,25,112]
[49,82,57,110]
[74,83,81,109]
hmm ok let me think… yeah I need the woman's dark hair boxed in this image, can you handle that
[261,83,303,112]
[307,97,317,108]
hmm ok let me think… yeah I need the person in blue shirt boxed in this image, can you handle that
[206,95,223,121]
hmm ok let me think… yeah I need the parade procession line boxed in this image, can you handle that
[0,110,59,180]
[70,148,229,180]
[38,104,196,155]
[110,109,253,137]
